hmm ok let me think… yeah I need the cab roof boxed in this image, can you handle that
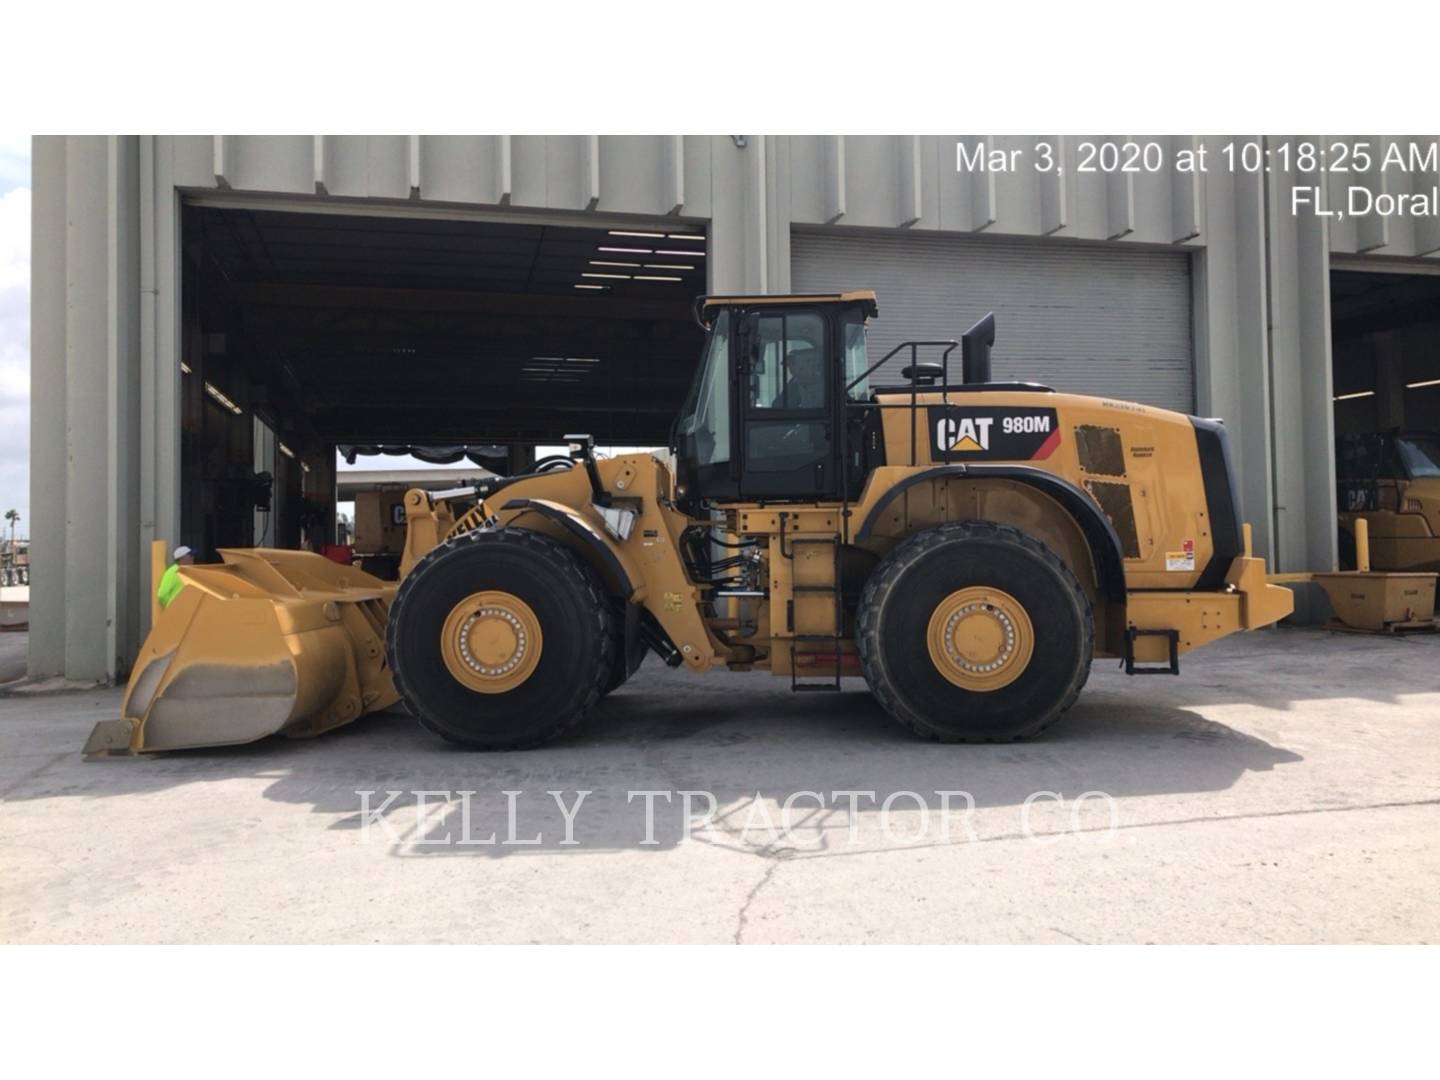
[696,290,878,326]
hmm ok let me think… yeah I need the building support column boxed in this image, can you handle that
[1264,137,1338,573]
[708,135,787,295]
[29,136,148,681]
[61,137,113,680]
[107,136,142,676]
[138,135,183,656]
[28,138,68,677]
[1193,137,1276,561]
[1372,332,1407,429]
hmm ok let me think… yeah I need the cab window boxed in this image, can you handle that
[674,310,731,466]
[840,311,870,400]
[1395,436,1440,478]
[747,312,826,411]
[1378,440,1408,480]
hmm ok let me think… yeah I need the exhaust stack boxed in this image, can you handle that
[962,312,996,384]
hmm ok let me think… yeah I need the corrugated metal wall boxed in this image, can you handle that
[792,230,1194,411]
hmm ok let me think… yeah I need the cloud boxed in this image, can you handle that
[0,183,30,531]
[0,135,29,195]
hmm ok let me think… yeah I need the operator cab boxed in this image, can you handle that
[671,291,879,506]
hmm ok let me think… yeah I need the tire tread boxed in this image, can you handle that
[385,527,615,749]
[855,520,1095,743]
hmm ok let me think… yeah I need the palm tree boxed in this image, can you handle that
[3,511,16,586]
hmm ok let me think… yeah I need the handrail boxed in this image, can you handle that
[844,339,959,395]
[843,340,959,467]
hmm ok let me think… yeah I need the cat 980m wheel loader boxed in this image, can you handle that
[87,290,1293,755]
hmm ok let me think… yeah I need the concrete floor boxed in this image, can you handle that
[0,631,27,684]
[2,625,1438,943]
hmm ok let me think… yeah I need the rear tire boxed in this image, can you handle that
[386,528,614,749]
[856,521,1093,742]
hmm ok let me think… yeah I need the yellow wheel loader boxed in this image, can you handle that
[89,290,1293,755]
[1336,430,1440,572]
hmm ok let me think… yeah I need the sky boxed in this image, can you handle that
[0,135,29,537]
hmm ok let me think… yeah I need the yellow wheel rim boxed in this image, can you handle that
[925,586,1034,692]
[440,591,543,694]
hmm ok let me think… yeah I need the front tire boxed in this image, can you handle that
[386,528,615,749]
[856,521,1093,742]
[602,611,646,695]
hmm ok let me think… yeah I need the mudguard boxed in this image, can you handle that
[500,498,640,600]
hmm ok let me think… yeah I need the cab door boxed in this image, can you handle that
[737,307,839,500]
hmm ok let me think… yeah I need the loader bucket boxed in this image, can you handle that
[84,548,400,756]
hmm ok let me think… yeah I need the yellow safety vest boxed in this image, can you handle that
[157,563,187,609]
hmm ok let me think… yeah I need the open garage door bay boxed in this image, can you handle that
[184,206,706,553]
[792,230,1195,412]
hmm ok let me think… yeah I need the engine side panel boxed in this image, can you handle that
[866,390,1229,591]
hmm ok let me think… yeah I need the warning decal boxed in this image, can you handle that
[927,406,1062,463]
[1166,539,1196,572]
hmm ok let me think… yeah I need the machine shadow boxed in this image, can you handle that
[293,667,1304,856]
[3,650,1318,858]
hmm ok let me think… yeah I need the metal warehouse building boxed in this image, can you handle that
[29,135,1440,681]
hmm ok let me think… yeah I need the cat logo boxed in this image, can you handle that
[936,415,994,453]
[928,405,1061,462]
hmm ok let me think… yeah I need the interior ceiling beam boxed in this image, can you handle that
[294,368,692,384]
[235,282,699,322]
[319,414,675,444]
[282,368,694,387]
[1333,302,1440,340]
[305,385,690,405]
[318,405,674,418]
[284,356,695,373]
[277,355,693,382]
[257,328,698,353]
[246,306,702,332]
[246,314,700,342]
[311,406,682,424]
[309,392,683,412]
[311,401,678,416]
[264,342,697,367]
[1330,275,1440,318]
[283,367,694,389]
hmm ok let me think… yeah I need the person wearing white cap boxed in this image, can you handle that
[157,545,195,610]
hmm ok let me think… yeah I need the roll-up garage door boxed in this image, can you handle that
[791,230,1194,412]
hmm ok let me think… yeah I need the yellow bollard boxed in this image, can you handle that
[1242,522,1253,558]
[1355,518,1371,574]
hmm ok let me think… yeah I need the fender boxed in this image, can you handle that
[1188,416,1245,590]
[501,498,639,601]
[853,464,1128,603]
